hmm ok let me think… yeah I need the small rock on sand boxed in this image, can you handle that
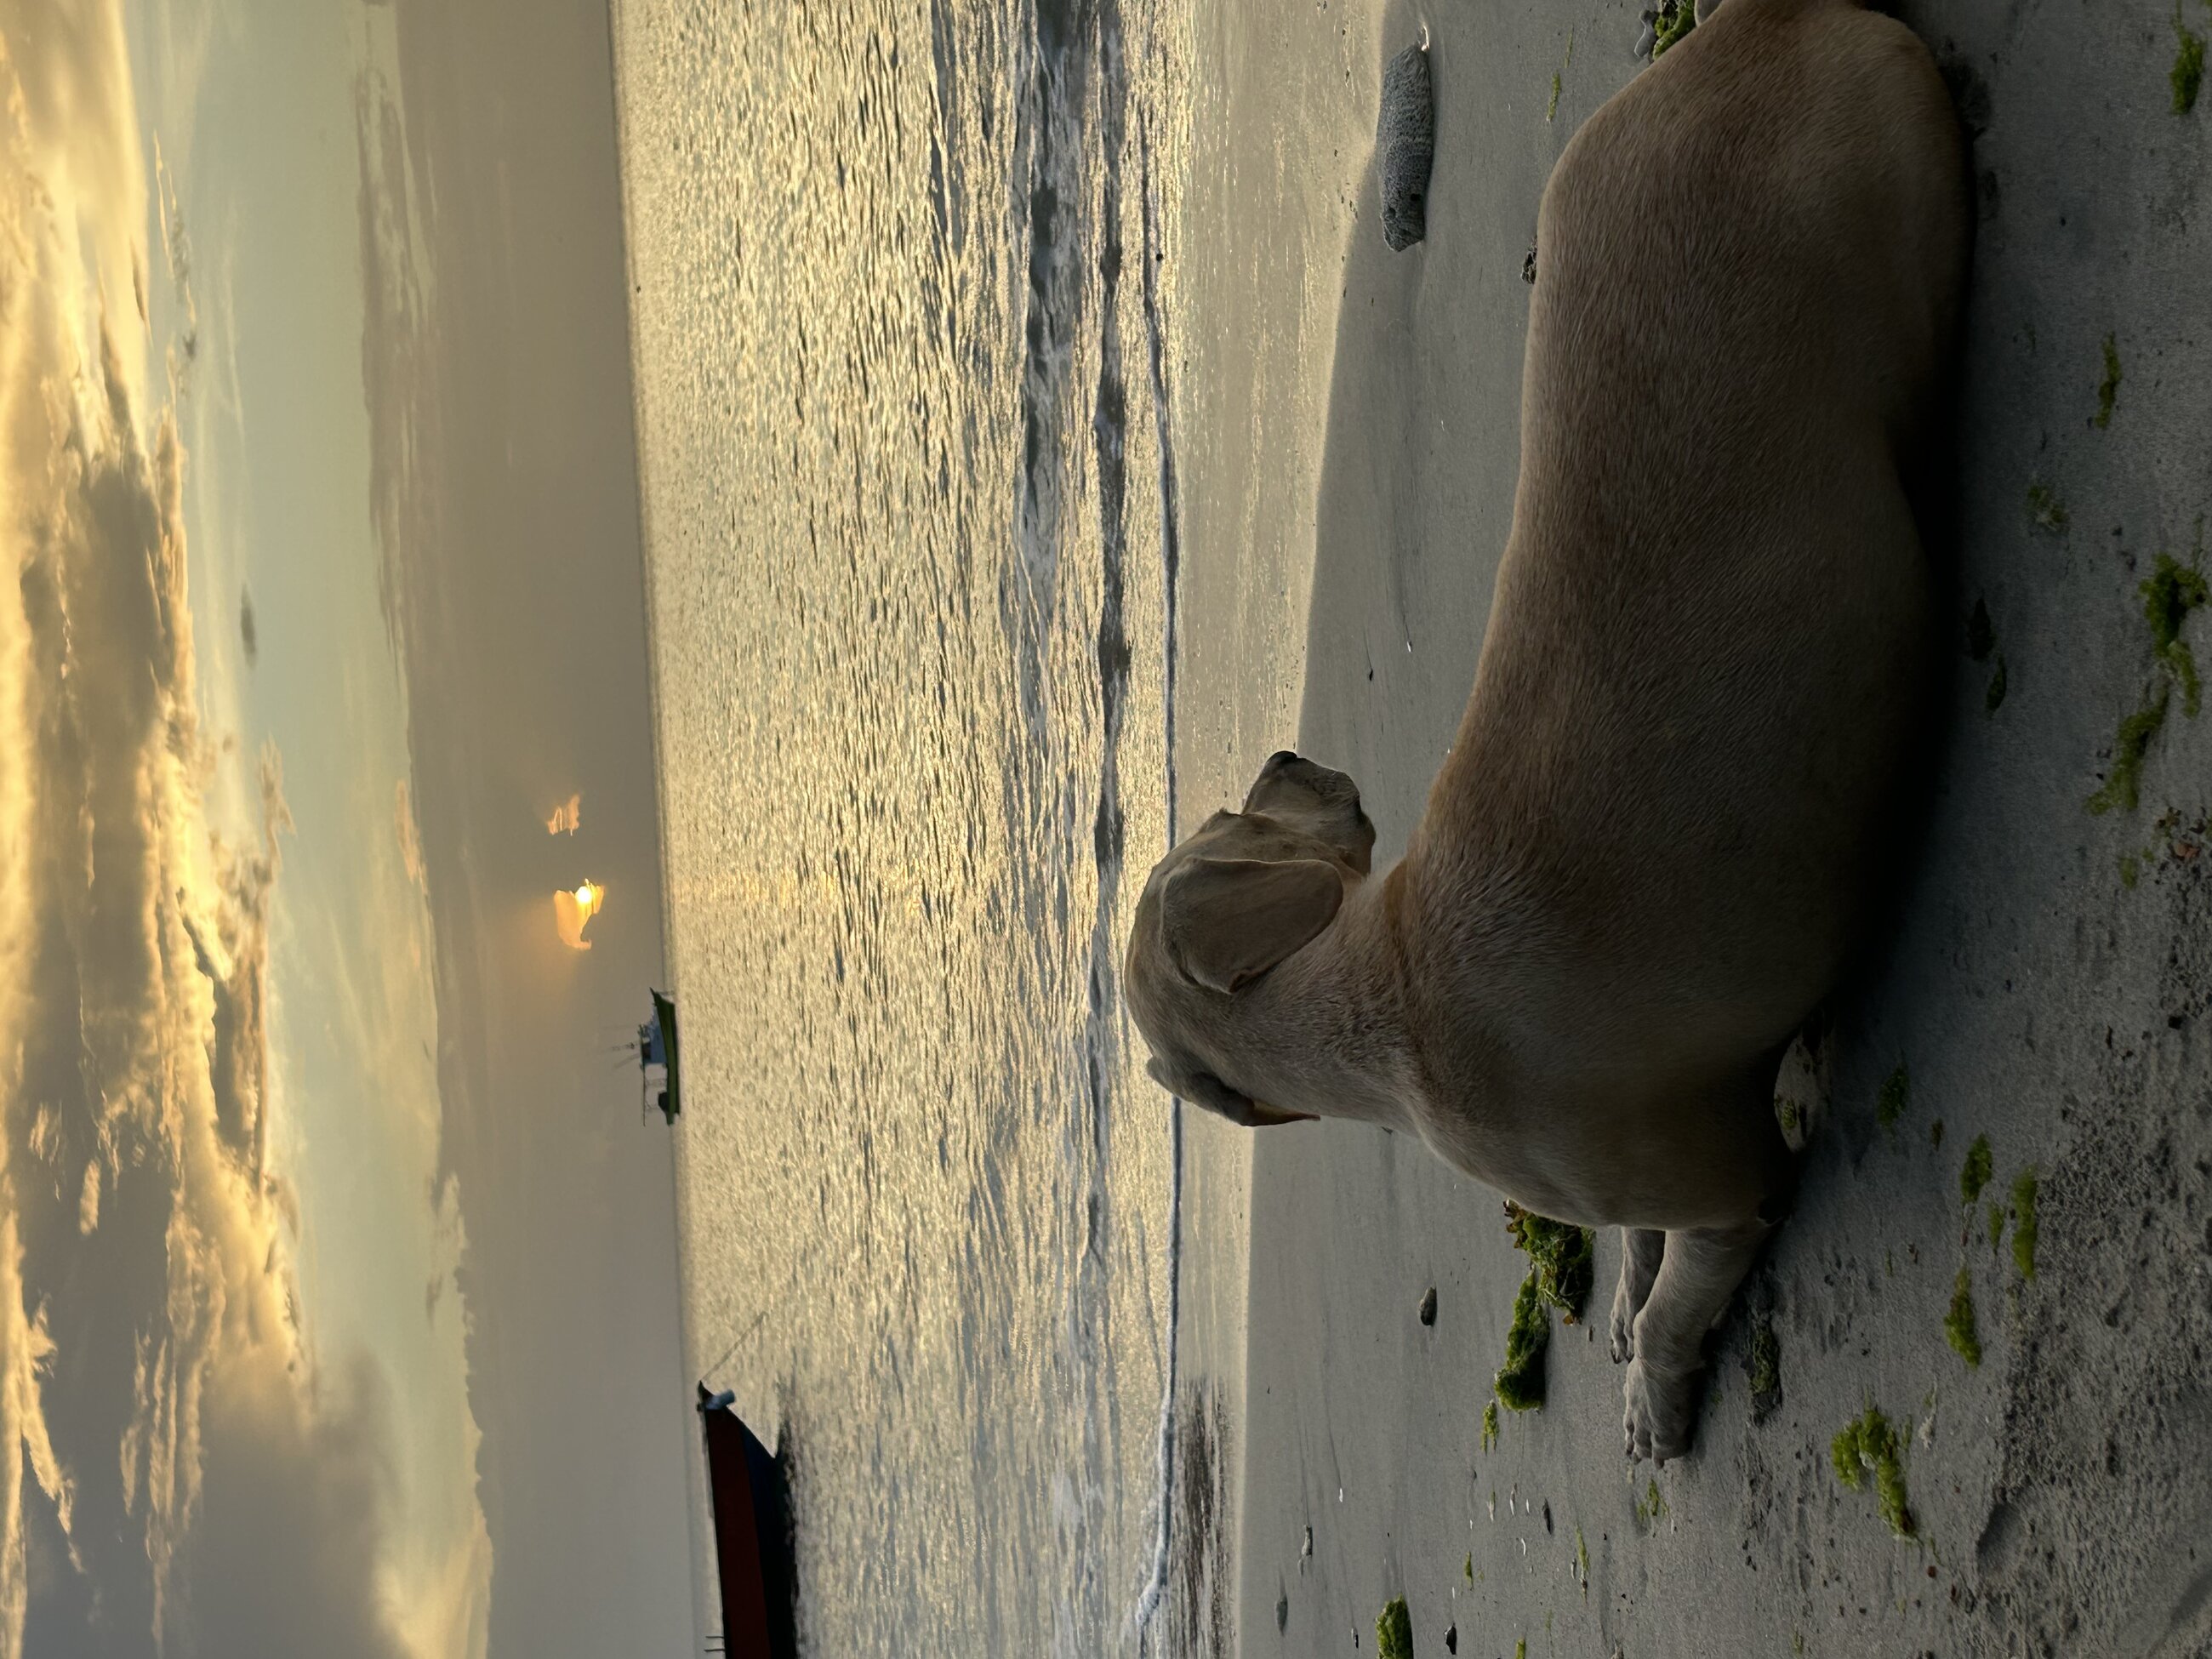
[1418,1286,1439,1325]
[1377,43,1434,251]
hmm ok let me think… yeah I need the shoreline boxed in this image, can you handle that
[1161,0,1393,1644]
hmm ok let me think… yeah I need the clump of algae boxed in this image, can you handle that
[1945,1268,1981,1366]
[2176,7,2206,114]
[2027,481,2070,531]
[2087,686,2171,816]
[1494,1204,1596,1411]
[2095,334,2122,428]
[1876,1064,1909,1132]
[1505,1203,1596,1319]
[2143,551,2208,716]
[1832,1406,1915,1538]
[1748,1319,1782,1401]
[1634,1478,1668,1530]
[2010,1170,2040,1280]
[2089,550,2206,817]
[1650,0,1696,57]
[1959,1134,1993,1205]
[1377,1596,1413,1659]
[1576,1525,1591,1595]
[1482,1399,1500,1452]
[1495,1276,1552,1411]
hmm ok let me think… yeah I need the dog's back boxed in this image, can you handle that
[1405,0,1970,1082]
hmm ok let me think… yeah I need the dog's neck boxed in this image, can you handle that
[1206,864,1433,1131]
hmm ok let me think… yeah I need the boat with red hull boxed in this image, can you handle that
[696,1383,796,1658]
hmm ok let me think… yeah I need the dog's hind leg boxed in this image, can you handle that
[1621,1217,1773,1463]
[1608,1229,1667,1363]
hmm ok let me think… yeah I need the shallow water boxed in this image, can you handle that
[609,0,1194,1648]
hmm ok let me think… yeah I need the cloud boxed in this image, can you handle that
[396,778,429,894]
[0,9,488,1654]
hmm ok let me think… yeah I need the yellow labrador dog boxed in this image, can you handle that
[1125,0,1968,1464]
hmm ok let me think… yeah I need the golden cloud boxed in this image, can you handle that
[0,10,488,1655]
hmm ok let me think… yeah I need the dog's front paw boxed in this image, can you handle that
[1609,1277,1639,1364]
[1622,1357,1699,1465]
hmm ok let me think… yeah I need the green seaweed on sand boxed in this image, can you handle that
[2121,850,2143,888]
[2142,551,2209,717]
[1651,0,1696,58]
[1505,1203,1596,1320]
[1876,1064,1909,1132]
[1493,1204,1596,1411]
[1516,1641,1528,1659]
[1576,1525,1590,1595]
[1495,1275,1551,1411]
[1634,1478,1668,1530]
[2176,6,2206,113]
[2027,481,2070,532]
[2095,334,2123,428]
[1988,1199,2007,1255]
[2087,685,2172,816]
[1748,1319,1782,1401]
[1547,26,1576,121]
[1377,1596,1413,1659]
[1959,1134,1993,1206]
[2010,1169,2040,1280]
[1945,1268,1981,1367]
[1832,1406,1916,1538]
[2088,550,2206,817]
[1775,1096,1804,1139]
[1482,1399,1501,1451]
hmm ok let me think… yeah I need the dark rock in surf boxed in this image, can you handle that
[1377,43,1434,251]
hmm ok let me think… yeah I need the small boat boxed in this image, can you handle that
[695,1383,796,1659]
[636,989,681,1124]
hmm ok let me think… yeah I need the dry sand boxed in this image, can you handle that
[1165,0,2212,1654]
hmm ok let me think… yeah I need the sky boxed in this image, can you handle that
[1,1,696,1653]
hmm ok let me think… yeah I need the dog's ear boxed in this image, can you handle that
[1144,1056,1315,1128]
[1160,857,1343,995]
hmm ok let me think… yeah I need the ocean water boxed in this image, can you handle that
[608,1,1197,1650]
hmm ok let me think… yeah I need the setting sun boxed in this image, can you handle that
[554,878,604,949]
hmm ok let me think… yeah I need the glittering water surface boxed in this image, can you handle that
[610,2,1192,1649]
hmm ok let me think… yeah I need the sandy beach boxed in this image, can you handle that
[1166,0,2212,1653]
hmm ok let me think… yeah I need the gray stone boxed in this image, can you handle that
[1376,43,1434,252]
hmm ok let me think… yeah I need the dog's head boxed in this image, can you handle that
[1125,750,1376,1127]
